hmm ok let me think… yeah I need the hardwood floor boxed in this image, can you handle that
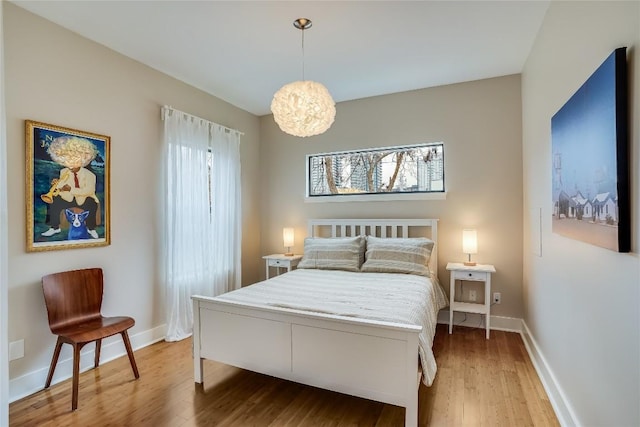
[9,324,559,426]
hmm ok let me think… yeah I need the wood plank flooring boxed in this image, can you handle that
[9,324,559,426]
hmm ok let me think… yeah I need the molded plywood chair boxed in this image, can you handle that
[42,268,139,410]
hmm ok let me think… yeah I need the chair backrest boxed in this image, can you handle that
[42,268,104,333]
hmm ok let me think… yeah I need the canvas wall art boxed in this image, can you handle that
[26,120,111,252]
[551,47,629,252]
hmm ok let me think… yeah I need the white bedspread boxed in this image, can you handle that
[215,268,449,386]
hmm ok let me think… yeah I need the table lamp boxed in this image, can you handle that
[283,227,294,256]
[462,229,477,266]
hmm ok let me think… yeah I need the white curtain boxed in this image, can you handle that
[161,107,242,342]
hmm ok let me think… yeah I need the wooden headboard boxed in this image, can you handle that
[307,218,439,279]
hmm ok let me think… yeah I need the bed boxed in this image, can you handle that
[191,219,447,426]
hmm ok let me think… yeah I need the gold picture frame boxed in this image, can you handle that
[25,120,111,252]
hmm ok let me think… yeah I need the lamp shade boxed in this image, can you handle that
[462,229,478,255]
[271,80,336,137]
[283,227,295,249]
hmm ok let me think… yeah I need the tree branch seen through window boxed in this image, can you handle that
[307,143,444,197]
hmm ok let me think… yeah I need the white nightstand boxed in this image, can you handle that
[263,254,303,279]
[446,262,496,339]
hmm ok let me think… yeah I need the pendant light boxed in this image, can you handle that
[271,18,336,138]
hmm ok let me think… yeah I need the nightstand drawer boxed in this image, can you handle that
[453,270,487,281]
[268,259,287,267]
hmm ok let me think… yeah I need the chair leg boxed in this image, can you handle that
[94,339,102,368]
[121,331,140,379]
[71,343,81,411]
[44,337,63,389]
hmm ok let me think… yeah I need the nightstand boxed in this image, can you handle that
[263,254,303,279]
[446,262,496,339]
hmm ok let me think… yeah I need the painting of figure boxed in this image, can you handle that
[26,120,110,251]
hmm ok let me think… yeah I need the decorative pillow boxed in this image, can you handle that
[297,236,364,272]
[361,236,434,276]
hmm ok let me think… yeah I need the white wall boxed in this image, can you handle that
[522,1,639,425]
[4,3,262,400]
[0,1,9,423]
[260,75,524,320]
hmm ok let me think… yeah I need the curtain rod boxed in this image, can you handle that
[161,105,245,136]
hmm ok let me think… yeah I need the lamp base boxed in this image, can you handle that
[464,261,477,266]
[284,252,294,257]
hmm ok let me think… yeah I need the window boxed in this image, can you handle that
[306,143,444,197]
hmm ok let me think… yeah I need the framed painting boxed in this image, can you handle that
[551,47,629,252]
[25,120,111,252]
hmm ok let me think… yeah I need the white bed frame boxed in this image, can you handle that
[192,219,438,427]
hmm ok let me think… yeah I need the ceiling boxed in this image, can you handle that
[12,1,550,116]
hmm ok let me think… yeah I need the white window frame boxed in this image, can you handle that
[305,142,446,202]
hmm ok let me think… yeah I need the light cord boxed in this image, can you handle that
[301,28,305,81]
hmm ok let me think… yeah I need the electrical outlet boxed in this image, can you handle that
[9,339,24,361]
[493,292,501,304]
[469,290,477,302]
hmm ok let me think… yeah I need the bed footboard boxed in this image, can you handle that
[192,296,421,427]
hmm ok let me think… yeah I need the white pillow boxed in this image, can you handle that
[297,236,364,272]
[361,236,434,276]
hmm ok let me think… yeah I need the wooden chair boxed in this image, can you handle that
[42,268,139,410]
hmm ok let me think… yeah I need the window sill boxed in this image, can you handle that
[304,192,447,203]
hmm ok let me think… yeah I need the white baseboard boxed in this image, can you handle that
[9,324,166,404]
[437,309,523,332]
[520,321,579,427]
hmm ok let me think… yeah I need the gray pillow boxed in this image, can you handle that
[297,236,364,272]
[361,236,434,276]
